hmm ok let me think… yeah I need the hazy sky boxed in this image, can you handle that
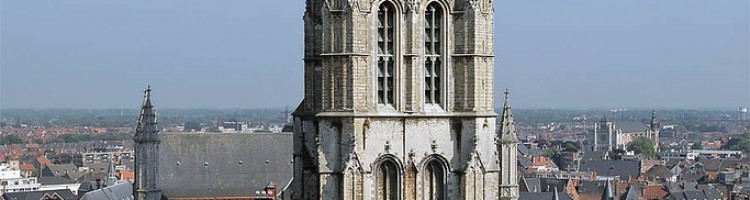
[1,0,748,109]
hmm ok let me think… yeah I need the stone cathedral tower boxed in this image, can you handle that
[133,86,162,200]
[292,0,514,199]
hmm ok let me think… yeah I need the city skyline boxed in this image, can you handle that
[1,0,748,109]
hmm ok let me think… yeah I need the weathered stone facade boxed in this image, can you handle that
[292,0,516,199]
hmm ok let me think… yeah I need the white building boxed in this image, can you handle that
[0,164,41,194]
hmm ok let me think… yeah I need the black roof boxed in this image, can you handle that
[702,188,723,200]
[38,176,76,185]
[581,151,607,161]
[681,190,706,200]
[580,160,640,180]
[1,189,77,200]
[158,133,293,198]
[519,192,573,200]
[577,180,604,195]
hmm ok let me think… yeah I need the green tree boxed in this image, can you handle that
[724,132,750,153]
[543,148,558,157]
[692,142,703,150]
[729,139,750,153]
[0,135,24,145]
[627,137,657,158]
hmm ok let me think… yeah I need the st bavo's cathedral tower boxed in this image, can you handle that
[292,0,518,199]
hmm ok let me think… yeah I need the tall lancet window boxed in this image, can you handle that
[424,160,446,200]
[377,160,399,200]
[424,2,443,105]
[377,2,396,105]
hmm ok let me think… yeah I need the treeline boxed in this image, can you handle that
[0,135,25,145]
[724,132,750,153]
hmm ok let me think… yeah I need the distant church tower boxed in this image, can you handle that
[292,0,512,199]
[592,116,614,152]
[134,86,162,200]
[649,110,660,151]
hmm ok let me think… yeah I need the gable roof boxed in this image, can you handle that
[621,185,640,200]
[18,163,36,172]
[158,133,293,198]
[697,158,721,171]
[1,189,77,200]
[643,185,669,199]
[643,165,674,180]
[42,163,78,177]
[79,181,134,200]
[577,180,604,195]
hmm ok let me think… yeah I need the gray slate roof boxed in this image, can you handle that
[521,177,541,192]
[644,165,674,180]
[79,181,134,200]
[671,189,724,200]
[577,180,604,195]
[518,156,534,169]
[42,164,78,177]
[621,185,639,200]
[38,176,76,185]
[1,189,77,200]
[581,151,607,161]
[614,121,649,133]
[519,192,573,200]
[580,160,640,179]
[159,133,293,198]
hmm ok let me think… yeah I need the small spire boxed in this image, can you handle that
[602,179,614,200]
[108,157,115,178]
[135,85,160,143]
[499,89,517,143]
[143,85,152,108]
[106,157,117,186]
[553,186,560,200]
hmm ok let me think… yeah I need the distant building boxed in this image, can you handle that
[218,121,248,133]
[0,164,41,194]
[588,111,660,152]
[738,107,747,121]
[590,116,616,151]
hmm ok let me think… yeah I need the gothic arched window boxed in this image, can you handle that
[377,1,397,106]
[377,159,399,200]
[424,2,444,105]
[424,160,446,200]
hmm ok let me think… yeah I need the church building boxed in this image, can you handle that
[291,0,518,199]
[589,111,660,152]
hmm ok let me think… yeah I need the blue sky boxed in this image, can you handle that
[1,0,748,109]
